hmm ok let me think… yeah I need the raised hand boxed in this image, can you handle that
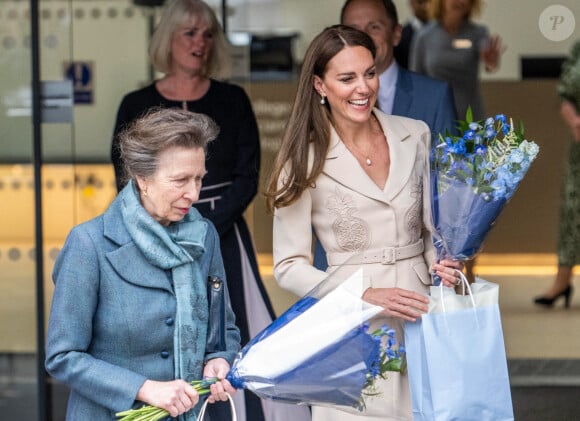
[482,34,506,72]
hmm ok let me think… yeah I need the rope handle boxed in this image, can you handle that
[439,270,476,314]
[196,392,237,421]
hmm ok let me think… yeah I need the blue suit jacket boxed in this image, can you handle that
[313,67,457,271]
[392,67,457,138]
[45,193,241,420]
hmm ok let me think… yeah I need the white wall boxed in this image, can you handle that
[225,0,580,80]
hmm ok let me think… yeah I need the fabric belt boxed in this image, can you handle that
[326,239,424,266]
[195,181,232,210]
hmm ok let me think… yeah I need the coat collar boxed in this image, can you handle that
[323,108,418,203]
[102,195,173,293]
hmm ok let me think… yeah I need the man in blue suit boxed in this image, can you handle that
[341,0,456,137]
[313,0,457,270]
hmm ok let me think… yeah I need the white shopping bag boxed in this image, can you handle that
[405,275,514,421]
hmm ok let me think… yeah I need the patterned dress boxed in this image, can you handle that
[557,40,580,267]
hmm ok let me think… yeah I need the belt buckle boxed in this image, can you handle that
[381,248,396,264]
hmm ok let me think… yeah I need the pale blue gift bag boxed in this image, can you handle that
[405,276,514,421]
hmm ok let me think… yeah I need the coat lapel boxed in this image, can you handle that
[323,125,387,204]
[376,111,419,201]
[103,198,174,293]
[323,109,419,203]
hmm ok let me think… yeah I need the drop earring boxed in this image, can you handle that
[320,96,326,105]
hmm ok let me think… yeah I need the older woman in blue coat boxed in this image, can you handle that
[45,108,241,420]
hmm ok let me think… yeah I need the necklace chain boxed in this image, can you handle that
[341,114,379,166]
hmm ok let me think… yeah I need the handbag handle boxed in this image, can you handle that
[196,393,237,421]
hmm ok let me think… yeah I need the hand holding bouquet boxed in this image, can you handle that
[117,266,406,420]
[431,108,539,262]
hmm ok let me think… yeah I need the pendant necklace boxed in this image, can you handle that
[344,119,376,166]
[344,139,373,166]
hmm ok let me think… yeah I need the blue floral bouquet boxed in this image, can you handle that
[225,267,405,411]
[430,108,539,262]
[117,267,405,420]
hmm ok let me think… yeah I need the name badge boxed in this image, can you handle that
[452,38,472,49]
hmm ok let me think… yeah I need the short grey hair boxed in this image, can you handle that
[119,107,219,185]
[149,0,231,78]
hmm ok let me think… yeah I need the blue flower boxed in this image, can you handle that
[431,109,539,260]
[463,130,476,141]
[508,148,524,164]
[451,139,467,154]
[484,127,496,139]
[474,144,487,156]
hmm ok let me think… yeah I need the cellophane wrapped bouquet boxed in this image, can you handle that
[225,266,405,411]
[431,108,539,263]
[117,265,405,420]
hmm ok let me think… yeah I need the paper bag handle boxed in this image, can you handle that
[196,393,237,421]
[439,270,477,313]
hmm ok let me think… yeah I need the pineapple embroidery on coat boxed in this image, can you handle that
[405,175,422,240]
[326,187,371,252]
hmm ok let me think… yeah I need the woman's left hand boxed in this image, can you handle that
[431,259,465,288]
[203,358,236,403]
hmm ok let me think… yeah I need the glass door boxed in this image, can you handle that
[1,1,46,419]
[0,0,152,419]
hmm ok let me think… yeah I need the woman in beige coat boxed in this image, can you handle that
[266,25,462,421]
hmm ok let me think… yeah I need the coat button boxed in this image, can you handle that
[160,351,170,359]
[165,317,174,326]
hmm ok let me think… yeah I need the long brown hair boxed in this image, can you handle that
[265,25,376,212]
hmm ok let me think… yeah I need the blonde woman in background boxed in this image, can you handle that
[410,0,504,121]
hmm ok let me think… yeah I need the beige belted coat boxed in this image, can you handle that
[273,109,437,421]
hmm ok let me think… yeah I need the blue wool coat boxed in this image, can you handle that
[45,193,241,420]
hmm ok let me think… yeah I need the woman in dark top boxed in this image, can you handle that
[110,2,310,420]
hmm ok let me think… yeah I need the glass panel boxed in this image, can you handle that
[0,0,38,418]
[40,0,149,418]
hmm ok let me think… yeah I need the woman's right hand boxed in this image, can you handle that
[362,287,429,322]
[136,379,199,418]
[560,100,580,142]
